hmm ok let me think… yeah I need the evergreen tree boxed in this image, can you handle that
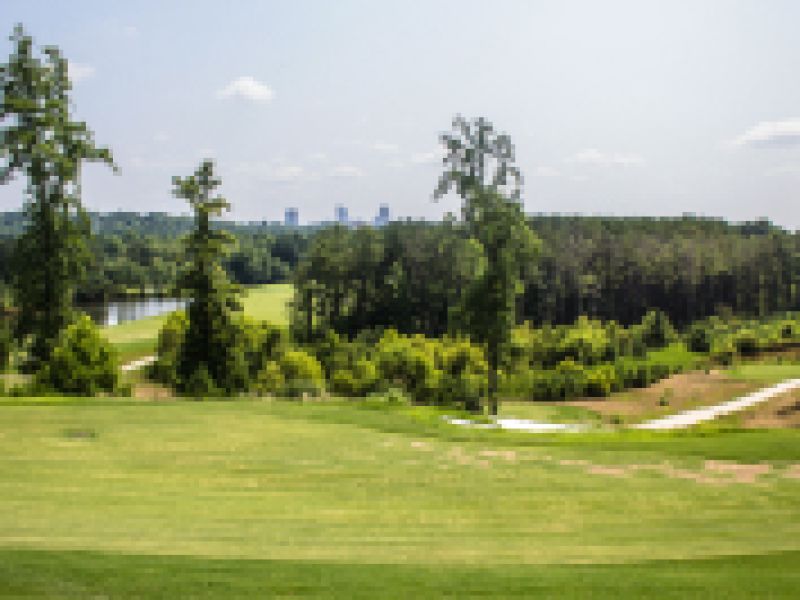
[172,160,243,394]
[1,25,114,367]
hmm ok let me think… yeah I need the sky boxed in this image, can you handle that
[1,1,799,227]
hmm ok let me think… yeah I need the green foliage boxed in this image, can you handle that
[502,304,699,401]
[149,311,188,387]
[372,329,488,410]
[32,315,119,395]
[172,160,244,395]
[0,309,13,372]
[1,25,114,367]
[689,313,800,365]
[435,116,540,415]
[255,349,325,398]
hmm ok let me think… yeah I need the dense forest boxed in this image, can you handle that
[294,214,799,338]
[2,211,796,328]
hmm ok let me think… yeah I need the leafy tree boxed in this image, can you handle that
[32,315,120,395]
[435,116,539,415]
[172,160,244,394]
[1,25,114,367]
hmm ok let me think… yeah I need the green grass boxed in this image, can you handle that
[1,399,798,597]
[101,314,169,363]
[1,548,798,598]
[499,401,602,424]
[240,283,293,325]
[100,284,293,363]
[724,362,800,383]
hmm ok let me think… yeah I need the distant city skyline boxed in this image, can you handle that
[2,1,800,229]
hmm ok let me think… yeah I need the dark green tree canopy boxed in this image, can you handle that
[1,24,114,366]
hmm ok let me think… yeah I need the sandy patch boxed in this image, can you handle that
[555,457,773,485]
[478,449,518,462]
[783,464,800,479]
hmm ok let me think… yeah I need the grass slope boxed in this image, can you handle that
[101,283,293,363]
[0,399,798,597]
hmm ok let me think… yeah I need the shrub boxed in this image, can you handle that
[376,330,441,404]
[331,357,379,397]
[149,311,188,387]
[438,338,488,411]
[33,315,119,395]
[687,322,712,353]
[256,349,325,398]
[633,310,676,351]
[182,363,222,398]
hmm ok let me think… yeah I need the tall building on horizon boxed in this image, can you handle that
[335,204,348,225]
[374,203,390,227]
[284,207,299,227]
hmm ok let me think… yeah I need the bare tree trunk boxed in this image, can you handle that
[488,344,499,416]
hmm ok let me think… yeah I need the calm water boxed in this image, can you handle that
[82,298,186,326]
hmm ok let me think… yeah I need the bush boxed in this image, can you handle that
[33,315,119,395]
[256,349,325,398]
[687,322,712,353]
[438,338,488,411]
[331,357,380,397]
[149,311,188,387]
[633,310,676,351]
[152,312,290,396]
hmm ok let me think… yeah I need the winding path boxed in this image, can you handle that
[120,355,156,372]
[632,378,800,430]
[446,378,800,433]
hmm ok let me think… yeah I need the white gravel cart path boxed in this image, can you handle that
[632,378,800,430]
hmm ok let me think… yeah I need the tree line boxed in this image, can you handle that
[292,215,800,340]
[0,211,308,300]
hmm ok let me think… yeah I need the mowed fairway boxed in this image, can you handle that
[101,284,294,363]
[1,399,799,597]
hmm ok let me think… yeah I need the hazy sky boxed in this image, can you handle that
[2,1,799,226]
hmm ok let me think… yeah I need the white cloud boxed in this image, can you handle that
[123,25,139,38]
[217,76,274,102]
[410,149,443,164]
[568,148,645,167]
[69,62,96,83]
[373,141,399,153]
[531,165,560,177]
[733,118,800,148]
[328,165,364,178]
[308,152,328,162]
[153,132,170,144]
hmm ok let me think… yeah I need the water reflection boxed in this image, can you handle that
[82,298,186,326]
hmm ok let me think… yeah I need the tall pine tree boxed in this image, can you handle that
[1,25,114,368]
[173,160,244,395]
